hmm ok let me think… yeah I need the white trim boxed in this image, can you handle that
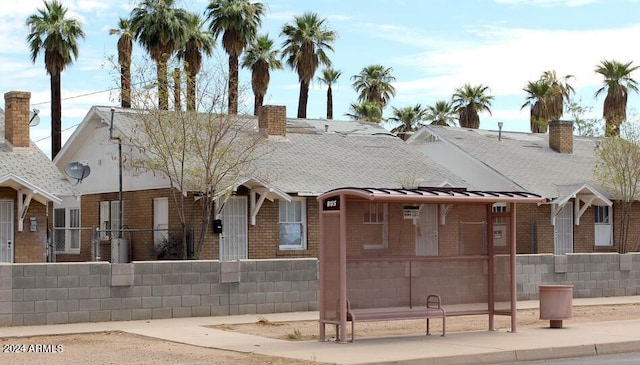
[0,173,61,205]
[278,197,307,250]
[53,207,81,254]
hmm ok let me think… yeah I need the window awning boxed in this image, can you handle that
[0,173,61,205]
[0,173,62,232]
[216,177,292,225]
[549,183,612,225]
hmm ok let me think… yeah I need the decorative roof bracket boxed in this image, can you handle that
[574,195,595,226]
[18,190,33,232]
[439,204,453,225]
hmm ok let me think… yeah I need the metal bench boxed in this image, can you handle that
[340,294,446,342]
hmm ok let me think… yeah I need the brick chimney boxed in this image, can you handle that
[548,120,573,154]
[4,91,31,148]
[258,105,286,136]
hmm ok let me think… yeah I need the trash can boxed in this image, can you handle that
[539,284,573,328]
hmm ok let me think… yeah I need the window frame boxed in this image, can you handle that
[363,203,389,250]
[594,205,613,247]
[278,197,307,250]
[53,207,81,254]
[99,200,122,240]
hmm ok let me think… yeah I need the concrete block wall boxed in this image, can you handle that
[0,258,317,326]
[517,253,640,300]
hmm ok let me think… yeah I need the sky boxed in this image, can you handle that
[2,0,640,158]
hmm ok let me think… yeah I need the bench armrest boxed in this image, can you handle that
[426,294,442,309]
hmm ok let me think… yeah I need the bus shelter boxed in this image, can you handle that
[317,187,545,343]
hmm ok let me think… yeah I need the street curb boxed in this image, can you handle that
[596,340,640,355]
[515,344,597,362]
[364,342,639,365]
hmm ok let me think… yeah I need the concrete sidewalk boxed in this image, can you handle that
[1,296,640,364]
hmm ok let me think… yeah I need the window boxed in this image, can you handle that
[100,200,122,239]
[595,206,610,224]
[279,198,306,250]
[364,203,384,224]
[153,197,169,245]
[492,203,508,213]
[54,207,80,253]
[363,203,388,249]
[594,205,612,247]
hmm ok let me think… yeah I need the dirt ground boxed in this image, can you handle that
[1,303,638,365]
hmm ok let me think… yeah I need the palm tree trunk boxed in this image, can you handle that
[173,68,181,111]
[298,80,310,118]
[327,86,333,120]
[157,60,169,110]
[186,71,196,111]
[50,71,62,159]
[229,55,239,115]
[254,93,264,116]
[121,60,131,108]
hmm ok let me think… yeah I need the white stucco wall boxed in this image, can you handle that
[61,124,170,195]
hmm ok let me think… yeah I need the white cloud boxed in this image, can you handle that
[375,23,640,103]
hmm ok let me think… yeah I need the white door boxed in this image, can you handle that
[554,202,574,255]
[416,204,438,256]
[220,196,248,261]
[594,205,612,246]
[153,197,169,245]
[0,201,14,263]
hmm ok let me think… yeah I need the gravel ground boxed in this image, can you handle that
[1,303,638,365]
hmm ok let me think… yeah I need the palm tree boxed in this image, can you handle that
[130,0,189,110]
[452,83,493,129]
[109,17,134,109]
[595,60,640,137]
[241,34,282,116]
[26,0,85,159]
[540,70,574,120]
[177,12,215,111]
[316,67,341,119]
[206,0,265,115]
[345,101,383,123]
[351,64,396,108]
[521,80,554,133]
[425,100,456,126]
[281,12,337,118]
[388,104,426,140]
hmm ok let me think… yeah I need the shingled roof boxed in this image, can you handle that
[0,108,76,203]
[408,125,606,202]
[80,107,471,197]
[258,118,469,195]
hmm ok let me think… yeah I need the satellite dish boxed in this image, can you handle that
[64,161,91,183]
[29,109,40,127]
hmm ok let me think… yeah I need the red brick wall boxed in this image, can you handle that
[258,105,286,136]
[549,120,573,154]
[0,188,47,263]
[4,91,31,148]
[249,197,319,259]
[57,187,221,262]
[515,202,622,254]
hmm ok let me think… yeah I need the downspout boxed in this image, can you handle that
[109,108,123,260]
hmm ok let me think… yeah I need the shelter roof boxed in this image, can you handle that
[318,186,544,204]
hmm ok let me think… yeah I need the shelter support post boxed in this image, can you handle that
[339,193,348,343]
[510,203,517,332]
[487,203,494,331]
